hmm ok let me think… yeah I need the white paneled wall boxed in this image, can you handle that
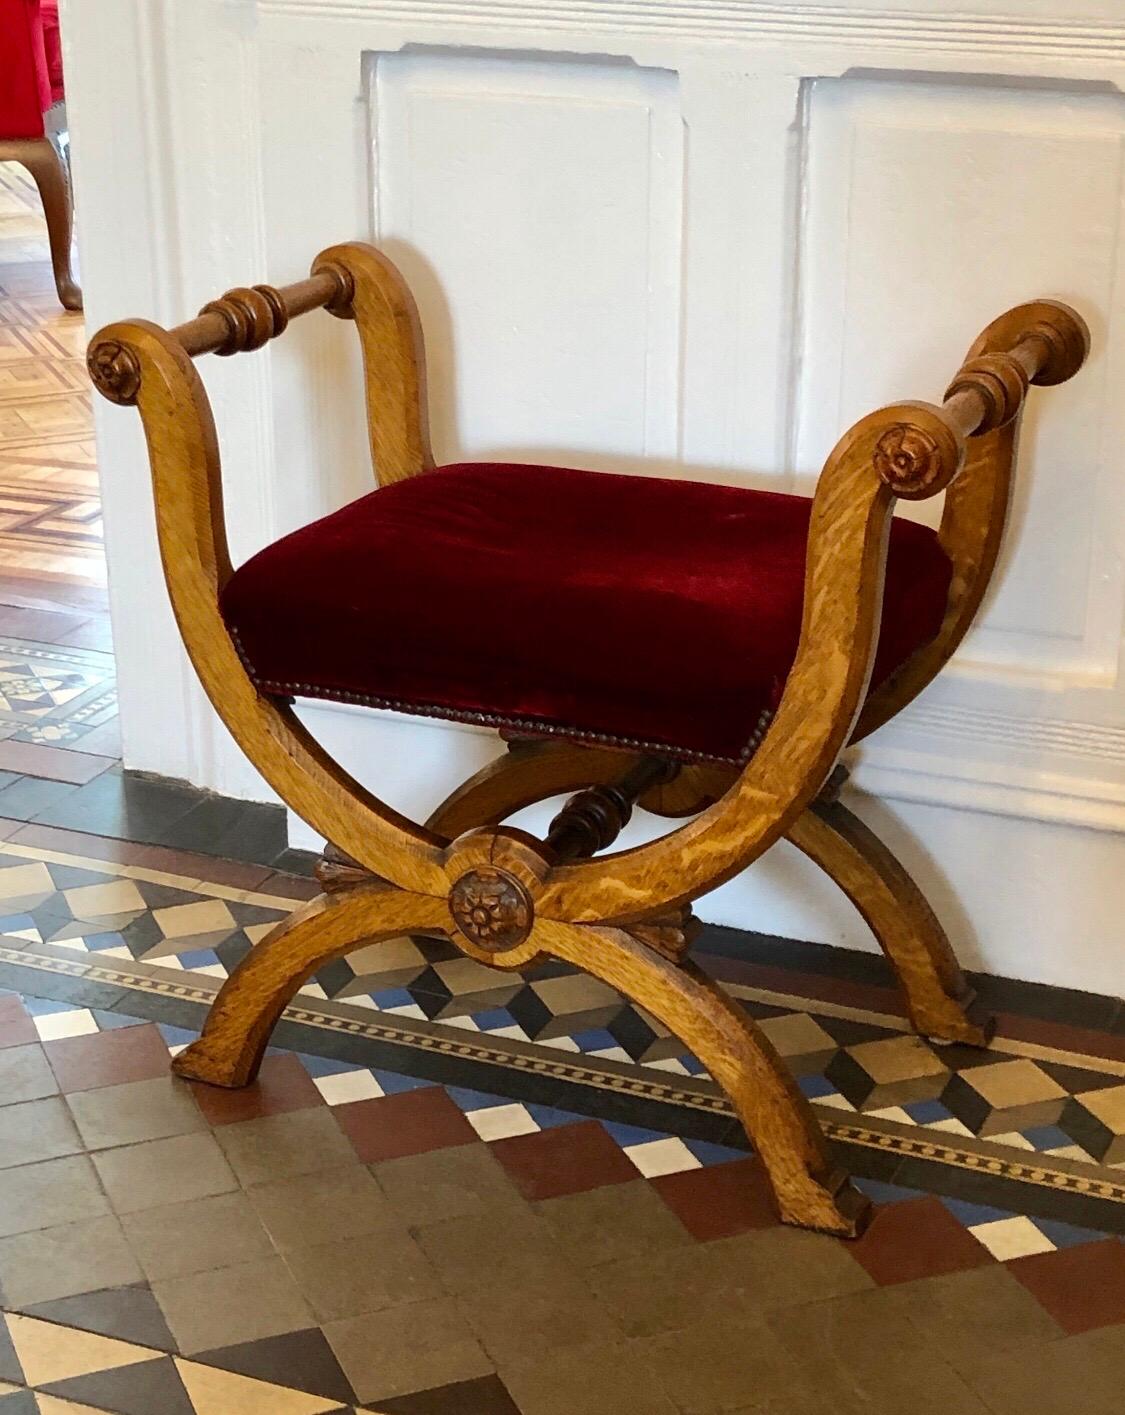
[63,0,1125,992]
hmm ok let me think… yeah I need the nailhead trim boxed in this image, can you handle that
[228,627,773,767]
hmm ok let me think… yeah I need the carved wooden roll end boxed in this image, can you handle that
[308,256,358,320]
[969,299,1090,388]
[87,337,142,405]
[871,404,964,500]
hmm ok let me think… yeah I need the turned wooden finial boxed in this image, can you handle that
[944,351,1030,433]
[200,285,291,355]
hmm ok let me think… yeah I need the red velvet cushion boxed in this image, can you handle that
[0,0,51,139]
[39,0,64,105]
[221,462,952,763]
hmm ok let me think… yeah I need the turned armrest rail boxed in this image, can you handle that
[173,267,354,359]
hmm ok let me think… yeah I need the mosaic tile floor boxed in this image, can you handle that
[1,832,1125,1412]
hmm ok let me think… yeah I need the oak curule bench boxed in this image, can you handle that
[88,243,1089,1238]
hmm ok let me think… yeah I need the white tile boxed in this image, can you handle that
[642,1057,691,1074]
[3,926,42,943]
[52,936,88,952]
[313,1070,385,1106]
[166,1043,190,1057]
[924,1117,976,1137]
[297,982,327,999]
[33,1008,98,1041]
[624,1137,702,1178]
[588,1046,634,1064]
[483,1024,530,1042]
[987,1131,1038,1151]
[865,1106,915,1124]
[1044,1144,1094,1163]
[539,1035,581,1052]
[813,1092,857,1111]
[969,1216,1056,1261]
[193,963,229,979]
[384,1003,429,1021]
[443,1014,482,1031]
[466,1103,540,1142]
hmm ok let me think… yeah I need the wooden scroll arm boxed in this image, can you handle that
[854,299,1089,741]
[86,316,447,897]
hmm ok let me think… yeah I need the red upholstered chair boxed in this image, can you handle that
[88,244,1089,1237]
[0,0,81,309]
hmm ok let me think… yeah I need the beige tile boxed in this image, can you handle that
[849,1035,950,1085]
[152,899,236,940]
[960,1326,1125,1415]
[5,1312,153,1386]
[414,1202,572,1296]
[757,1011,838,1060]
[536,1179,691,1269]
[0,1214,142,1305]
[247,1163,394,1249]
[63,880,147,921]
[1075,1083,1125,1133]
[152,1255,314,1354]
[121,1189,273,1280]
[885,1265,1062,1373]
[0,1096,83,1169]
[0,1042,58,1104]
[963,1059,1067,1108]
[0,861,54,901]
[214,1108,357,1188]
[283,1226,442,1322]
[67,1075,207,1150]
[372,1142,526,1228]
[499,1339,678,1415]
[173,1358,344,1415]
[0,1153,110,1237]
[93,1131,238,1214]
[458,1266,621,1366]
[324,1297,492,1405]
[632,1312,818,1415]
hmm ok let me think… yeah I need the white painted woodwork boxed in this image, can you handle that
[61,0,1125,992]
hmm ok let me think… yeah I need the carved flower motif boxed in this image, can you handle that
[449,867,532,951]
[87,341,141,405]
[873,423,941,496]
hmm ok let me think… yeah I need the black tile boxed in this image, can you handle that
[43,1357,195,1415]
[23,1283,177,1351]
[158,797,289,864]
[378,1374,521,1414]
[191,1327,356,1405]
[968,970,1122,1034]
[0,1311,24,1385]
[0,1389,37,1414]
[696,921,893,987]
[29,768,202,842]
[0,774,81,822]
[269,847,318,877]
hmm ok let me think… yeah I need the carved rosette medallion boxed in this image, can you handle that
[449,867,533,952]
[86,341,142,406]
[872,423,943,497]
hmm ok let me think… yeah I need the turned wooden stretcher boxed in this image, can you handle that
[87,243,1088,1237]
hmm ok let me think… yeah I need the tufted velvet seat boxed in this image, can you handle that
[220,461,952,763]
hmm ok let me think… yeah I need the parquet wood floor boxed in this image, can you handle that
[0,161,102,589]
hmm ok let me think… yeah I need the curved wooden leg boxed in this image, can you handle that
[537,918,871,1237]
[787,799,994,1046]
[7,137,82,311]
[172,882,448,1088]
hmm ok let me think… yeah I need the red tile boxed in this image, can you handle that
[134,843,275,892]
[188,1053,325,1125]
[491,1121,638,1201]
[44,1022,171,1091]
[9,822,149,866]
[335,1086,478,1162]
[994,1012,1125,1066]
[0,993,36,1048]
[650,1157,778,1240]
[0,739,114,785]
[1009,1241,1125,1334]
[849,1197,993,1285]
[256,871,321,902]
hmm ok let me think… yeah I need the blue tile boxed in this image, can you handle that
[472,1008,519,1031]
[684,1138,748,1167]
[1035,1218,1115,1249]
[798,1074,840,1099]
[82,931,128,952]
[297,1053,363,1078]
[21,996,82,1016]
[91,1010,144,1030]
[905,1099,954,1123]
[371,987,415,1010]
[1021,1125,1073,1152]
[853,1177,926,1206]
[940,1195,1015,1227]
[680,1055,708,1076]
[571,1028,619,1052]
[370,1069,434,1095]
[601,1120,668,1148]
[157,1023,199,1048]
[445,1086,516,1113]
[0,913,38,933]
[175,949,222,971]
[526,1103,587,1130]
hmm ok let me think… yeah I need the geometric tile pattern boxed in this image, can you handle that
[3,836,1125,1190]
[2,982,1125,1413]
[0,641,114,748]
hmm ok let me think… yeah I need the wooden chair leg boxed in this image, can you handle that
[787,798,994,1046]
[171,881,448,1088]
[2,136,82,311]
[538,917,870,1236]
